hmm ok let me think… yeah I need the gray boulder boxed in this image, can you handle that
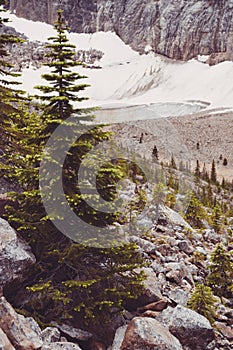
[0,296,43,350]
[157,305,215,350]
[55,323,93,342]
[111,325,127,350]
[168,288,190,306]
[120,317,183,350]
[137,267,163,305]
[0,218,35,288]
[0,327,16,350]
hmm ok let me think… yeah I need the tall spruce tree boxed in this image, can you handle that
[34,9,90,123]
[187,284,217,325]
[185,192,207,228]
[0,1,25,155]
[5,9,145,333]
[210,159,217,184]
[207,244,233,299]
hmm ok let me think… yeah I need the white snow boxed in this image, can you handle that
[4,11,233,119]
[2,11,56,42]
[3,11,138,66]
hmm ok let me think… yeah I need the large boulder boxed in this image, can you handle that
[120,317,183,350]
[0,218,35,288]
[0,296,43,350]
[158,205,193,230]
[157,305,215,350]
[55,323,93,342]
[136,268,163,306]
[0,327,16,350]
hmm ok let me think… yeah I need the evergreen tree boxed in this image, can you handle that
[194,160,201,184]
[211,204,223,232]
[185,192,207,228]
[152,145,158,162]
[0,1,25,153]
[207,244,233,299]
[221,177,225,189]
[201,162,209,182]
[194,160,201,178]
[223,158,228,166]
[5,10,145,331]
[187,284,217,325]
[210,160,217,183]
[34,9,92,125]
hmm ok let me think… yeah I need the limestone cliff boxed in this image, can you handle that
[8,0,233,60]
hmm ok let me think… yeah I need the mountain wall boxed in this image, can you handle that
[8,0,233,60]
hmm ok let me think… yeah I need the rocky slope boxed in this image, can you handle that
[1,187,233,349]
[7,0,233,60]
[108,109,233,182]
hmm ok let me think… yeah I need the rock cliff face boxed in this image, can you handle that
[8,0,233,60]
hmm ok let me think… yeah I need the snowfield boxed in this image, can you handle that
[3,11,233,121]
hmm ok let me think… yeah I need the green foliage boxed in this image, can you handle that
[211,204,223,232]
[34,9,89,122]
[185,192,207,228]
[165,192,176,209]
[0,2,26,154]
[3,9,146,330]
[27,243,146,324]
[194,160,201,181]
[207,244,233,299]
[210,159,217,184]
[187,284,217,325]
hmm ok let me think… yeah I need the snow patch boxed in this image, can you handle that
[4,11,233,116]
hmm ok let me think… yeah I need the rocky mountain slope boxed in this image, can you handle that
[108,109,233,181]
[1,198,233,349]
[7,0,233,60]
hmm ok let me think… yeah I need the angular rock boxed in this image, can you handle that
[215,322,233,341]
[177,239,194,254]
[165,261,194,286]
[168,288,189,306]
[120,317,183,350]
[55,323,93,342]
[138,299,168,313]
[41,343,82,350]
[137,268,163,305]
[129,236,156,254]
[42,327,61,343]
[0,327,16,350]
[0,296,43,350]
[140,310,160,318]
[111,326,127,350]
[159,205,193,230]
[0,218,35,288]
[157,305,215,350]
